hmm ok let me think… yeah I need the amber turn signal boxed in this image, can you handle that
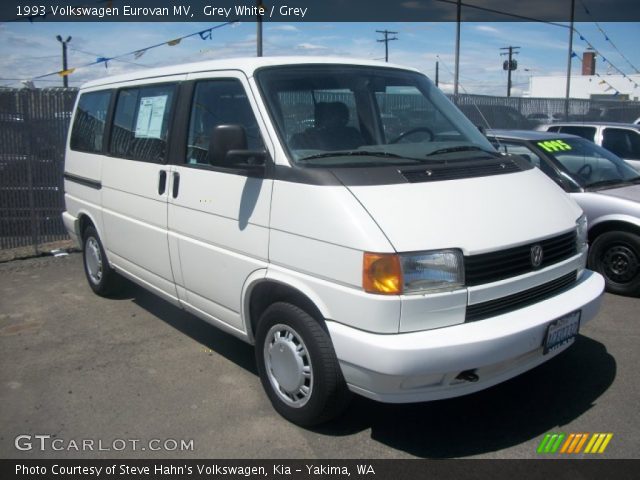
[363,252,402,295]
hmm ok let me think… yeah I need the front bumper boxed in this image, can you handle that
[327,269,604,403]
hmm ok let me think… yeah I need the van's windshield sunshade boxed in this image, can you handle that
[256,65,496,167]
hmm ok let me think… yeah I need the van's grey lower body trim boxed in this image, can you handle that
[64,172,102,190]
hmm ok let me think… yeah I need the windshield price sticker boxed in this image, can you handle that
[537,140,573,152]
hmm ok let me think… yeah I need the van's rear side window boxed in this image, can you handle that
[109,84,177,163]
[70,90,112,153]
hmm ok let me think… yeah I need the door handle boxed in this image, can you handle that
[158,170,167,195]
[172,172,180,198]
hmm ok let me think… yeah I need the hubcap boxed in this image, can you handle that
[85,237,103,285]
[263,324,313,408]
[602,244,638,283]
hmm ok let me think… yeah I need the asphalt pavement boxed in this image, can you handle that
[0,253,638,459]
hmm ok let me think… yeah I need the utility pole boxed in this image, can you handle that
[500,46,520,97]
[435,60,439,87]
[56,35,72,88]
[453,0,461,96]
[256,0,263,57]
[376,30,398,62]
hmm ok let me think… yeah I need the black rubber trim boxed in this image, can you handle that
[273,164,342,185]
[63,172,102,190]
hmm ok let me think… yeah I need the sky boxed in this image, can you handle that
[0,21,639,96]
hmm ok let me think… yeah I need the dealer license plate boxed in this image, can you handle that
[543,310,581,355]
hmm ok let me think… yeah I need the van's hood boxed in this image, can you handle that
[342,169,582,254]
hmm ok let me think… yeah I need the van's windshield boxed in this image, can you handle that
[256,65,496,167]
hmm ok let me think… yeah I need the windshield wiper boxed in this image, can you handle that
[426,146,500,157]
[297,150,423,163]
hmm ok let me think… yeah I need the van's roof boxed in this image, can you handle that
[80,56,418,89]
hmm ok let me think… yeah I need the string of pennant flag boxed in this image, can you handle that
[570,51,622,96]
[32,20,238,81]
[570,27,640,96]
[577,0,640,74]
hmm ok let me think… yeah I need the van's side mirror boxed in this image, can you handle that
[210,125,267,175]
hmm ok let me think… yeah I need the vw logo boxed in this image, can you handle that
[530,244,544,268]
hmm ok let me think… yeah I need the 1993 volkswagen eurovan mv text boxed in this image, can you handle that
[63,57,605,425]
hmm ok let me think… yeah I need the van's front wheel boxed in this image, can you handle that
[82,226,122,297]
[255,302,351,426]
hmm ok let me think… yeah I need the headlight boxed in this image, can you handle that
[576,214,588,251]
[576,214,588,276]
[363,250,464,295]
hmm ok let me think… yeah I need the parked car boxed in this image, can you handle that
[63,57,604,426]
[488,129,640,296]
[458,104,534,129]
[526,112,565,126]
[535,122,640,171]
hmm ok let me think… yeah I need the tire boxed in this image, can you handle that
[82,226,122,297]
[588,230,640,297]
[255,302,351,426]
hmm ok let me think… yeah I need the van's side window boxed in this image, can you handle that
[109,84,176,163]
[186,80,263,166]
[70,91,111,153]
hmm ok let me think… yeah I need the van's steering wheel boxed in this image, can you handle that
[389,127,435,144]
[577,163,593,179]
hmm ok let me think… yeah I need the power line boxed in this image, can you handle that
[432,0,569,27]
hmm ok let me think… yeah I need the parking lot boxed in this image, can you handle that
[1,253,638,459]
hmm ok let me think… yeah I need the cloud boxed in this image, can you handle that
[296,42,327,50]
[268,25,299,32]
[475,25,500,34]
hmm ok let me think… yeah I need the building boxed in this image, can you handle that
[526,52,640,101]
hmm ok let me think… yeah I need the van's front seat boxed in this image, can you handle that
[290,102,365,151]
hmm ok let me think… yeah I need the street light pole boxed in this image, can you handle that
[564,0,576,119]
[256,0,263,57]
[56,35,72,88]
[453,0,461,96]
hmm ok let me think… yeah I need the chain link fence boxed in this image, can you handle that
[0,88,78,254]
[1,87,639,255]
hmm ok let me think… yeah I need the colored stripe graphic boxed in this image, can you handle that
[537,433,566,453]
[540,433,613,454]
[560,433,574,453]
[550,434,565,453]
[537,434,552,453]
[585,433,614,454]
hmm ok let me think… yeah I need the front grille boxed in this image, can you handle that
[400,159,522,183]
[465,271,577,322]
[465,230,577,286]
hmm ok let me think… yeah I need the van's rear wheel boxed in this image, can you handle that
[82,226,122,297]
[588,230,640,297]
[255,302,351,426]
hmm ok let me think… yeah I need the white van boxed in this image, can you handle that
[63,57,604,426]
